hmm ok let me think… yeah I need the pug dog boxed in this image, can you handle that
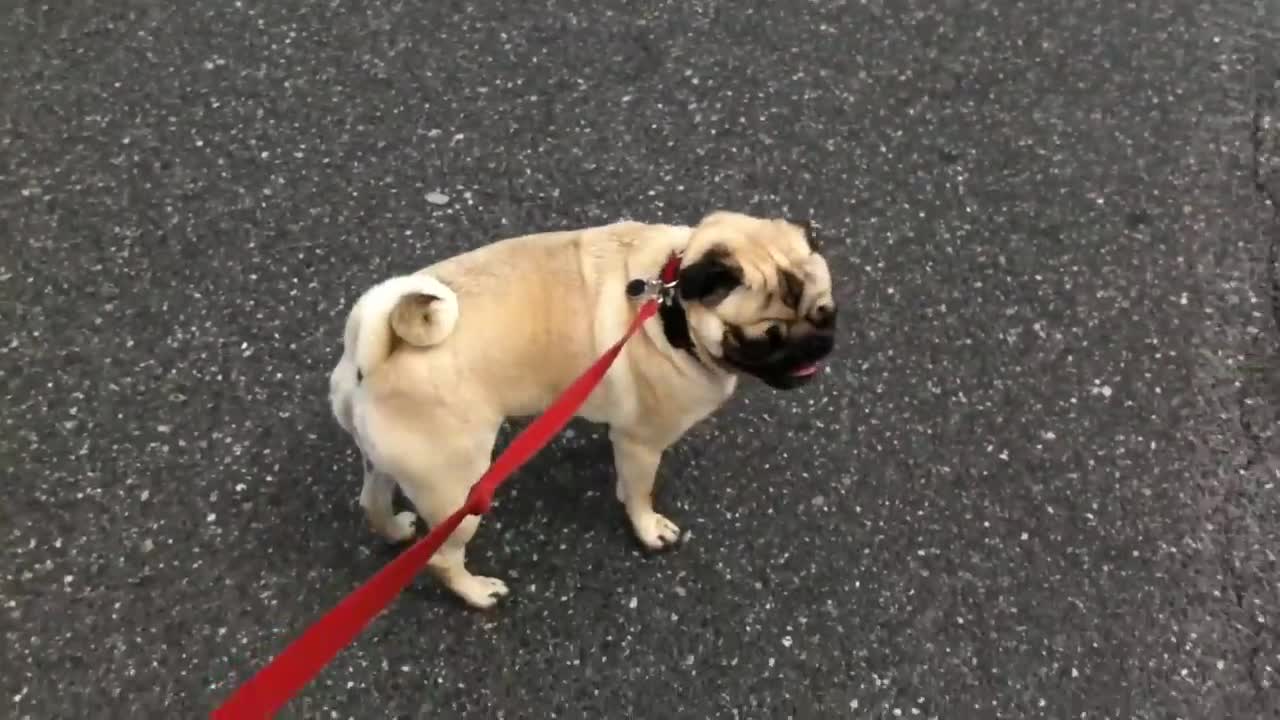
[328,211,838,609]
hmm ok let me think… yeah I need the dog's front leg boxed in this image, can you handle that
[610,431,681,550]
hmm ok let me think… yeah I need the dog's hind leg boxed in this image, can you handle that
[423,508,507,610]
[334,361,419,541]
[358,452,418,543]
[380,423,510,609]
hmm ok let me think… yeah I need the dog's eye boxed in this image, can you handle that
[766,325,785,346]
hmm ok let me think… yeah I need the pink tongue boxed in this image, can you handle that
[789,363,820,377]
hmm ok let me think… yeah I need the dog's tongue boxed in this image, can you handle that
[789,363,821,378]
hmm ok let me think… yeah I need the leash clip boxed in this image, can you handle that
[626,252,682,306]
[626,277,679,305]
[658,278,679,305]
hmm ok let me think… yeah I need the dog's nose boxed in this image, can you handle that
[811,303,837,329]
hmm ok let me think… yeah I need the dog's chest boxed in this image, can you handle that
[666,386,734,437]
[635,372,736,440]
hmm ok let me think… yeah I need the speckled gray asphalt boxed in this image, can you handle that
[4,0,1280,718]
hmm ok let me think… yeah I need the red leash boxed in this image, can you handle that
[211,255,681,719]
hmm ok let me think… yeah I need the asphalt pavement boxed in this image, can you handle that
[4,0,1280,717]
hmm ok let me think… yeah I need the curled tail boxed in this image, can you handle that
[329,272,457,436]
[346,272,459,377]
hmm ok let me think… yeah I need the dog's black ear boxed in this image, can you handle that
[678,247,742,305]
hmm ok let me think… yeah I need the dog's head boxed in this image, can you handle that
[677,211,838,389]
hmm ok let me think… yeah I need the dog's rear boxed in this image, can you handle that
[326,271,462,546]
[328,272,459,435]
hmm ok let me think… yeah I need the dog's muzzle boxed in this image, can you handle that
[723,318,837,390]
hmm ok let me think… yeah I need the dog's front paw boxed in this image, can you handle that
[629,511,682,551]
[450,575,511,610]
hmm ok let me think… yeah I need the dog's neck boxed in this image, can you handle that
[658,299,699,360]
[636,241,723,375]
[656,300,736,394]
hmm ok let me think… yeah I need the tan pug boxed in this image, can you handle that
[327,211,838,609]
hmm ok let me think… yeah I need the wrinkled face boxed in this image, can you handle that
[678,211,838,389]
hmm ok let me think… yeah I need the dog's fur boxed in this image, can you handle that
[328,211,837,608]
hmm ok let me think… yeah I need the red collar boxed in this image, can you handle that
[659,251,682,285]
